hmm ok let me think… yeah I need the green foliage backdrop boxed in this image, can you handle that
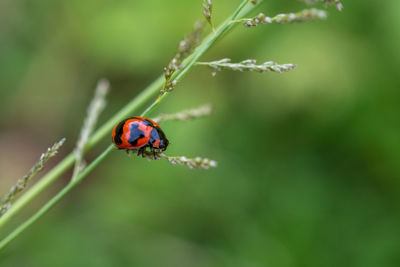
[1,0,400,266]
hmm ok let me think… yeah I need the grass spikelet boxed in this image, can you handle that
[303,0,343,11]
[165,155,217,169]
[71,79,110,182]
[138,151,218,170]
[235,8,327,27]
[202,0,213,29]
[197,58,296,75]
[162,21,205,93]
[153,105,212,124]
[324,0,343,10]
[0,138,66,217]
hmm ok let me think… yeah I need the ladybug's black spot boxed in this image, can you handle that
[128,122,145,146]
[113,120,127,145]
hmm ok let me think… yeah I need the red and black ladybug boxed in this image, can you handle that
[112,117,169,156]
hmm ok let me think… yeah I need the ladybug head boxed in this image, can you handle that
[158,137,169,151]
[151,126,169,151]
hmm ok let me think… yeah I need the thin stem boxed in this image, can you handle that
[0,145,115,251]
[0,0,263,231]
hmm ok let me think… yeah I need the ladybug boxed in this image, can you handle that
[112,116,169,156]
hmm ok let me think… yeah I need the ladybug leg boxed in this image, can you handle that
[141,147,147,158]
[137,147,144,156]
[126,149,132,157]
[148,143,157,159]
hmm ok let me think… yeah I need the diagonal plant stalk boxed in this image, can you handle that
[0,0,263,249]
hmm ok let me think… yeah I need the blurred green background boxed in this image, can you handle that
[1,0,400,266]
